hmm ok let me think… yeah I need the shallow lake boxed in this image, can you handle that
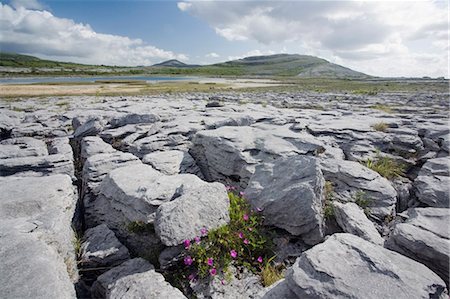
[0,76,192,84]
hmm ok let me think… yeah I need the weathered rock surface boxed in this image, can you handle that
[0,175,77,299]
[73,116,106,138]
[80,136,116,161]
[142,149,202,177]
[92,258,186,299]
[96,164,229,246]
[80,224,130,269]
[0,137,48,159]
[245,156,324,245]
[191,124,325,187]
[285,233,448,298]
[108,113,160,128]
[386,208,450,284]
[320,158,397,219]
[0,153,74,178]
[333,201,384,245]
[414,157,450,208]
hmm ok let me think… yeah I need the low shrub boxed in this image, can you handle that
[182,190,278,285]
[365,154,405,179]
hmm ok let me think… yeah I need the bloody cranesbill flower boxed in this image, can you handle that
[243,214,249,221]
[184,239,191,249]
[210,268,217,276]
[243,239,249,245]
[239,191,245,196]
[207,258,214,266]
[230,250,237,259]
[257,256,263,263]
[194,236,201,244]
[184,256,193,266]
[238,232,244,239]
[200,227,208,236]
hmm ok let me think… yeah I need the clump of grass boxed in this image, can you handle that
[323,181,335,219]
[261,256,284,287]
[354,191,372,216]
[370,104,393,113]
[365,154,405,179]
[126,221,155,234]
[72,232,82,259]
[372,122,389,132]
[183,190,276,284]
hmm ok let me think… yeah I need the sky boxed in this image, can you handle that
[0,0,448,77]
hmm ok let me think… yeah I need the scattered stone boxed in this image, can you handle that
[245,156,324,245]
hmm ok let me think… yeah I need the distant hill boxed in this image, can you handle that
[0,52,368,78]
[152,59,198,68]
[214,54,368,78]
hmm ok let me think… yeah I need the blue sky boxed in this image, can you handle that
[0,0,448,77]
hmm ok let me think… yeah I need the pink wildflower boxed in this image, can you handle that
[200,227,208,236]
[207,258,214,266]
[248,227,253,232]
[210,268,217,276]
[257,256,263,263]
[184,239,191,249]
[238,232,244,239]
[243,214,249,221]
[230,250,238,259]
[194,236,201,244]
[256,207,263,212]
[239,191,245,197]
[184,256,193,266]
[243,239,249,245]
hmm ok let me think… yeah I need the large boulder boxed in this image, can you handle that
[245,156,324,245]
[320,158,397,220]
[386,208,450,284]
[0,175,78,299]
[91,258,186,299]
[414,157,450,208]
[285,233,448,298]
[96,164,230,246]
[108,113,159,128]
[73,117,105,138]
[333,201,384,245]
[80,136,116,161]
[191,124,325,188]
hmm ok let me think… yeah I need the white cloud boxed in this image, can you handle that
[227,49,278,61]
[0,3,188,66]
[10,0,43,10]
[206,52,220,58]
[178,1,448,77]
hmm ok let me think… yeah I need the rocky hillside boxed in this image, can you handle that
[0,91,448,298]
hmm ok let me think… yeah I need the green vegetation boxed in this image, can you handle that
[126,221,155,234]
[365,153,405,179]
[354,191,372,216]
[370,104,393,113]
[372,122,389,132]
[72,232,83,259]
[182,191,278,285]
[261,256,284,287]
[323,181,335,219]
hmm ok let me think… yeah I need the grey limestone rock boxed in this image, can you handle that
[286,233,448,299]
[142,149,203,177]
[414,157,450,208]
[0,137,48,159]
[245,155,324,245]
[386,208,450,284]
[92,258,186,299]
[108,113,160,128]
[333,201,384,245]
[0,153,74,178]
[80,224,130,269]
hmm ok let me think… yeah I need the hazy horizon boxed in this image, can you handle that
[0,0,448,78]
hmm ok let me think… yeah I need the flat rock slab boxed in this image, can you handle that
[245,155,324,245]
[414,157,450,208]
[0,137,48,159]
[0,175,77,299]
[142,150,202,176]
[92,258,186,299]
[386,208,450,284]
[286,233,447,299]
[0,154,74,178]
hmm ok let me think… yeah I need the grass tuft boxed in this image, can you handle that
[370,104,393,113]
[372,122,389,132]
[323,181,335,219]
[261,256,284,287]
[365,154,405,179]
